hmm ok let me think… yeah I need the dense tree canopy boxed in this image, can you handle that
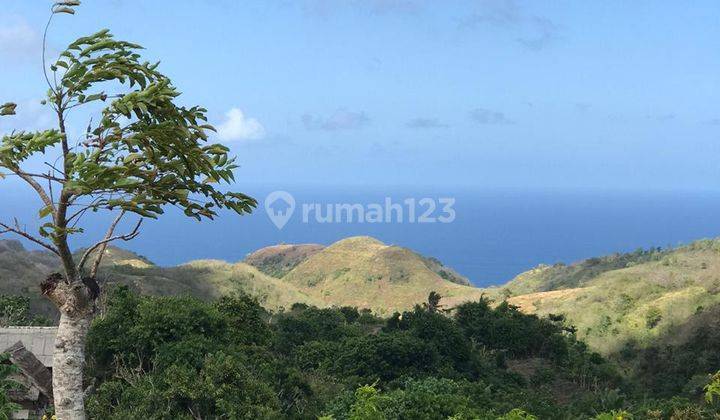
[73,289,720,419]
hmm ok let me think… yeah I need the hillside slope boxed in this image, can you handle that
[0,237,476,317]
[504,239,720,354]
[0,240,321,317]
[105,260,322,311]
[282,236,484,315]
[244,243,325,277]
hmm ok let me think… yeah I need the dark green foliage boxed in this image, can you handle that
[87,352,281,419]
[323,333,439,384]
[385,306,478,377]
[454,298,568,360]
[324,378,560,420]
[0,294,52,327]
[85,289,642,419]
[631,307,720,398]
[272,306,366,353]
[0,354,21,420]
[215,294,271,345]
[81,288,720,419]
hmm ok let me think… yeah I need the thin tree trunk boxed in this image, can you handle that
[53,312,90,420]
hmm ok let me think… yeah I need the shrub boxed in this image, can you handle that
[645,306,663,329]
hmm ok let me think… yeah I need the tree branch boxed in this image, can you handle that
[10,168,56,211]
[0,219,59,256]
[88,211,124,279]
[6,171,66,184]
[77,214,142,276]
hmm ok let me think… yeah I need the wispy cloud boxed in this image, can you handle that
[302,110,370,131]
[703,118,720,126]
[459,0,560,51]
[299,0,420,17]
[216,108,266,141]
[516,17,560,51]
[459,0,522,27]
[0,17,42,63]
[574,102,591,113]
[405,117,448,129]
[469,108,513,125]
[646,113,676,122]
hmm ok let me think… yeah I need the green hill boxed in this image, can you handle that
[0,236,479,317]
[281,236,484,315]
[0,240,58,315]
[502,239,720,355]
[0,240,322,317]
[8,233,720,360]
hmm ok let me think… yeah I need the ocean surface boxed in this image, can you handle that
[4,186,720,287]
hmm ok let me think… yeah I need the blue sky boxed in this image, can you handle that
[2,0,720,191]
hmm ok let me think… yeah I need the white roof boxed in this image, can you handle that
[0,327,57,367]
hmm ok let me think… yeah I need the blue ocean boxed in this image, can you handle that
[4,186,720,287]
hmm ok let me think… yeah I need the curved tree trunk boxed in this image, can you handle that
[53,313,91,420]
[42,274,96,420]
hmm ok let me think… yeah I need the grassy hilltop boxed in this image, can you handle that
[278,236,480,315]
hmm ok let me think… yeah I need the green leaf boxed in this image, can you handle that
[38,205,53,219]
[0,103,17,116]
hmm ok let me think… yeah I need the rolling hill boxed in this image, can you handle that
[6,233,720,358]
[502,239,720,354]
[244,240,471,286]
[0,236,480,317]
[6,234,720,406]
[0,240,321,317]
[280,236,483,315]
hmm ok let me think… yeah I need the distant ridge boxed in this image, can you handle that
[0,236,479,317]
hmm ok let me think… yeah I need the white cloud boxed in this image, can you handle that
[216,108,265,142]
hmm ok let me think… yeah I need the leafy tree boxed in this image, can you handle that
[0,294,52,327]
[497,408,538,420]
[454,298,568,360]
[385,305,477,376]
[0,354,21,420]
[87,352,281,420]
[424,291,443,313]
[0,2,255,417]
[705,371,720,404]
[86,290,654,419]
[593,409,633,420]
[347,384,389,420]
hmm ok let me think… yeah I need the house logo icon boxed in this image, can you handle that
[264,191,295,230]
